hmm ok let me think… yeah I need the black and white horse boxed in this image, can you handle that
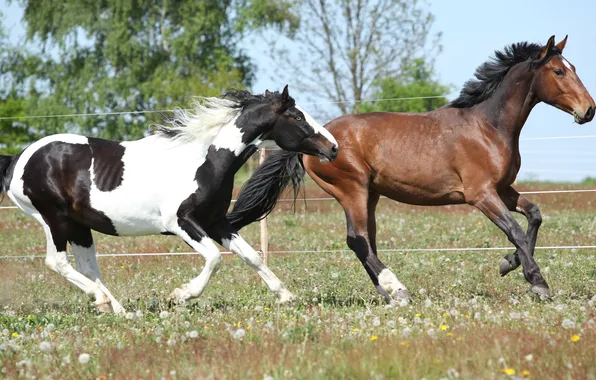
[0,86,338,313]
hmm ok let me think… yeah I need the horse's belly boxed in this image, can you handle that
[373,170,465,206]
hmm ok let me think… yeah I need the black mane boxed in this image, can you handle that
[450,42,558,108]
[222,89,295,110]
[154,88,294,139]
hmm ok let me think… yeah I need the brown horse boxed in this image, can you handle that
[227,36,595,303]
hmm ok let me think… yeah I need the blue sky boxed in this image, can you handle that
[2,0,596,181]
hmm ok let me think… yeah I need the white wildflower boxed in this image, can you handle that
[189,330,199,339]
[233,328,246,340]
[125,312,135,320]
[39,341,52,352]
[78,353,90,365]
[159,311,169,318]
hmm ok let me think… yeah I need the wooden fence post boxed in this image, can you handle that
[259,149,269,265]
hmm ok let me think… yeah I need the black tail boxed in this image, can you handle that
[227,150,305,230]
[0,155,15,201]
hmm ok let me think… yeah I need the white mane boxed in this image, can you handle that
[154,97,242,145]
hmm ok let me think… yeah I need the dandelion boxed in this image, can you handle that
[352,328,360,332]
[402,327,412,338]
[440,324,448,331]
[11,332,18,338]
[446,332,453,337]
[39,341,52,352]
[233,328,246,340]
[561,319,576,329]
[524,354,533,362]
[167,338,176,346]
[78,353,90,365]
[189,330,199,339]
[264,307,270,311]
[522,370,530,377]
[159,311,169,318]
[125,312,134,320]
[501,368,515,376]
[62,356,71,365]
[135,310,143,318]
[570,334,581,342]
[370,335,378,341]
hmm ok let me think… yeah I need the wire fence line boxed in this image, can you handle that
[1,188,595,211]
[1,244,595,261]
[0,95,448,121]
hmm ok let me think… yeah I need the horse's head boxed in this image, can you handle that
[264,85,338,162]
[533,35,595,124]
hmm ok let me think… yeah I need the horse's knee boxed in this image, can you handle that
[528,204,542,227]
[207,251,223,271]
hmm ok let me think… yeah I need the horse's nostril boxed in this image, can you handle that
[586,106,595,121]
[331,145,338,155]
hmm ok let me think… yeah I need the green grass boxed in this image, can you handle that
[1,183,595,379]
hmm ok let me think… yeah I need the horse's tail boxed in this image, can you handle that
[227,150,305,230]
[0,155,15,202]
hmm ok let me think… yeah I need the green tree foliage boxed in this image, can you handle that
[0,0,298,150]
[357,59,451,113]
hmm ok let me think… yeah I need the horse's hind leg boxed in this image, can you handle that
[498,186,542,277]
[341,189,409,304]
[68,224,124,313]
[33,214,124,313]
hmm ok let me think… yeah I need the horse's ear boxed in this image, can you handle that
[281,84,290,104]
[538,35,556,61]
[555,35,568,52]
[265,89,272,97]
[273,84,293,114]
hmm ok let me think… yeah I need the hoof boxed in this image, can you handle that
[96,302,113,314]
[276,290,296,305]
[526,285,552,301]
[393,289,410,304]
[499,254,518,277]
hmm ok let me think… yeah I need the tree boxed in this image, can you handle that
[357,58,450,113]
[267,0,443,116]
[1,0,298,144]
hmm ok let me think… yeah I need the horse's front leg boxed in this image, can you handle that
[209,219,295,304]
[467,187,550,298]
[168,215,223,302]
[498,186,543,277]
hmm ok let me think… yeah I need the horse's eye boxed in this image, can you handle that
[554,69,564,77]
[295,116,302,121]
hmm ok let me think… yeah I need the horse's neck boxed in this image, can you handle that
[478,63,539,149]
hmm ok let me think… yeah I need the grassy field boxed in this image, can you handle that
[1,181,595,379]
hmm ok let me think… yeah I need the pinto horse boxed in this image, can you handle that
[0,86,338,313]
[228,36,595,303]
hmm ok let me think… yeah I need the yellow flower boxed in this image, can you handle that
[400,340,408,346]
[120,265,125,269]
[264,307,270,311]
[11,332,18,338]
[456,337,463,341]
[446,332,453,337]
[502,368,515,376]
[570,334,581,342]
[370,335,378,341]
[440,324,448,331]
[477,221,482,225]
[352,328,360,332]
[522,370,530,377]
[247,325,252,330]
[442,312,448,317]
[434,359,441,364]
[415,313,421,317]
[282,313,287,318]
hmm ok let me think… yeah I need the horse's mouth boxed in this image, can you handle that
[317,154,330,163]
[574,113,587,125]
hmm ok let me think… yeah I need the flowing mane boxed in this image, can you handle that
[449,42,559,108]
[153,89,291,145]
